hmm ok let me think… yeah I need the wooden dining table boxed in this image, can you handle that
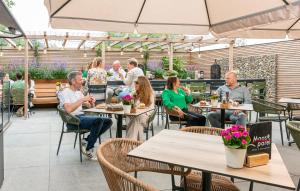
[128,130,295,191]
[278,98,300,104]
[83,106,154,138]
[193,102,253,128]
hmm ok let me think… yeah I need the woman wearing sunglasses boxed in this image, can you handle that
[126,76,155,141]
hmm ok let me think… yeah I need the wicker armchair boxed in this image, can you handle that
[164,106,188,129]
[286,121,300,191]
[97,138,190,191]
[252,99,288,145]
[180,126,239,191]
[286,121,300,149]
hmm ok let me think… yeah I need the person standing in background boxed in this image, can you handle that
[87,57,107,85]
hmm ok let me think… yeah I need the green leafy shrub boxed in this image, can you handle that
[161,56,192,79]
[7,67,69,80]
[154,69,164,79]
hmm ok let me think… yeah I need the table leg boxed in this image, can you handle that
[116,114,123,138]
[202,172,211,191]
[220,108,225,129]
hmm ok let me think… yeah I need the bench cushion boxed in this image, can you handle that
[33,97,58,104]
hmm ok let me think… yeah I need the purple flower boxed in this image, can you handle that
[241,139,248,145]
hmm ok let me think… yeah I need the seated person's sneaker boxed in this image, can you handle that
[81,146,97,161]
[81,138,88,147]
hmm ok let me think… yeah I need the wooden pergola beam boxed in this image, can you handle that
[148,42,168,50]
[133,41,153,50]
[122,42,138,49]
[4,38,16,48]
[44,31,49,48]
[77,33,90,49]
[92,41,103,49]
[62,32,69,48]
[109,41,121,47]
[174,43,193,50]
[27,39,33,49]
[27,34,207,44]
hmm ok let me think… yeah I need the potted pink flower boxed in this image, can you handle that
[119,91,134,113]
[221,125,251,168]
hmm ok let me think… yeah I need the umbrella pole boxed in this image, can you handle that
[24,38,29,119]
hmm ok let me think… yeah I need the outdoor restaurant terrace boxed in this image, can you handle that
[0,0,300,191]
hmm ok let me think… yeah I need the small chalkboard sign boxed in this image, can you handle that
[247,122,272,159]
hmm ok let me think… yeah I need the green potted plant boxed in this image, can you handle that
[221,125,251,168]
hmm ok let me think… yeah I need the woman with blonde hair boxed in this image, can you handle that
[126,76,155,141]
[87,57,107,85]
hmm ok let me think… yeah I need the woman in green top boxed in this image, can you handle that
[162,77,206,126]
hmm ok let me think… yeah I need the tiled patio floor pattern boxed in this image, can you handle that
[1,108,299,191]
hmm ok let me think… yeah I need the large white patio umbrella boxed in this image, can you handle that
[44,0,300,35]
[219,16,300,39]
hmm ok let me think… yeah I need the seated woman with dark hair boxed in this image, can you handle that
[162,77,206,126]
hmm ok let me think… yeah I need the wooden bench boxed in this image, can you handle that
[32,83,58,105]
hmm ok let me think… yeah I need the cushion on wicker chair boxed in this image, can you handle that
[181,171,239,191]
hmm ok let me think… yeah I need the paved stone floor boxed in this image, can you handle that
[1,108,299,191]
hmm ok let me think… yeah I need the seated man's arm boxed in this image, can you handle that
[123,71,133,86]
[62,91,91,113]
[64,99,84,114]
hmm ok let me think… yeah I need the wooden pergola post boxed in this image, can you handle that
[228,40,234,71]
[24,38,29,119]
[102,41,106,65]
[169,43,173,71]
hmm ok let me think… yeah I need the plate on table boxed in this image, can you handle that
[96,103,106,109]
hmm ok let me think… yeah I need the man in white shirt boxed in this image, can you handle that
[119,58,144,89]
[60,71,112,160]
[107,60,126,81]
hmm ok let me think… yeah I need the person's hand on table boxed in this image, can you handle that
[82,96,95,108]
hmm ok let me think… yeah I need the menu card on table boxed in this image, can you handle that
[247,122,272,159]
